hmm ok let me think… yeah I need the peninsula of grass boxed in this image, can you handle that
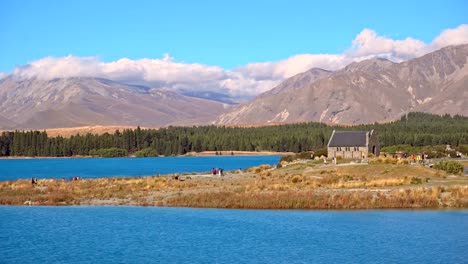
[1,158,467,209]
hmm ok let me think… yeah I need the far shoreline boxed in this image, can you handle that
[0,151,291,160]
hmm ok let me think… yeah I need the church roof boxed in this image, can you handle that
[327,131,368,147]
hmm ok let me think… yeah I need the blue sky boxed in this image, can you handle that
[1,0,467,73]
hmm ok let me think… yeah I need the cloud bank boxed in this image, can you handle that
[9,24,468,100]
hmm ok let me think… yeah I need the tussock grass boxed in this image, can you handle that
[0,175,212,205]
[329,178,408,188]
[246,164,272,174]
[1,162,466,209]
[167,186,468,209]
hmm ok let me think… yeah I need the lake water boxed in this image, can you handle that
[0,156,280,181]
[0,207,466,263]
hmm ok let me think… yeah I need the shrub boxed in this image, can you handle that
[313,148,328,158]
[397,159,409,165]
[446,150,457,158]
[342,175,354,181]
[410,177,422,184]
[434,161,464,175]
[295,152,311,160]
[455,144,468,155]
[291,175,303,183]
[134,148,158,157]
[369,157,384,164]
[280,155,294,163]
[280,151,325,162]
[384,157,398,164]
[89,148,128,157]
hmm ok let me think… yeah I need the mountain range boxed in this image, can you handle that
[0,77,225,129]
[216,44,468,125]
[0,44,467,129]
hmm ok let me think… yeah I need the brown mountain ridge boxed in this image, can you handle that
[216,44,468,125]
[0,44,467,130]
[0,77,226,129]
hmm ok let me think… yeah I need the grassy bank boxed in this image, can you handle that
[0,159,467,209]
[168,187,467,209]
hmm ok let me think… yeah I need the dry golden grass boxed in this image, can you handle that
[1,162,467,209]
[167,186,468,209]
[329,178,408,188]
[246,164,272,173]
[0,175,212,206]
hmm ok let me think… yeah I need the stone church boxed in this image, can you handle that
[327,130,379,159]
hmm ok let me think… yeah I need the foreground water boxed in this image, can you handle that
[0,207,466,264]
[0,156,280,181]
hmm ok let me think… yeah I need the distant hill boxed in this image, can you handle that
[216,44,468,125]
[0,77,226,129]
[1,45,467,130]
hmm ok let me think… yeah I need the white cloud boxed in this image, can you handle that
[430,24,468,50]
[347,29,427,61]
[8,24,468,100]
[13,56,102,80]
[237,54,348,80]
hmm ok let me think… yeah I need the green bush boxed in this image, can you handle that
[313,148,327,158]
[381,144,413,153]
[410,177,422,184]
[89,148,128,157]
[280,151,317,163]
[134,148,158,157]
[280,155,294,163]
[434,160,464,175]
[455,145,468,155]
[296,151,314,159]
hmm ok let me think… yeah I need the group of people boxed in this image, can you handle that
[70,176,81,181]
[212,168,224,176]
[410,153,430,165]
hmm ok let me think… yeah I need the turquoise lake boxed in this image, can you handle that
[0,156,280,181]
[0,207,466,263]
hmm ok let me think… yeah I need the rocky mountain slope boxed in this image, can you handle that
[1,45,466,130]
[0,77,225,129]
[217,44,468,125]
